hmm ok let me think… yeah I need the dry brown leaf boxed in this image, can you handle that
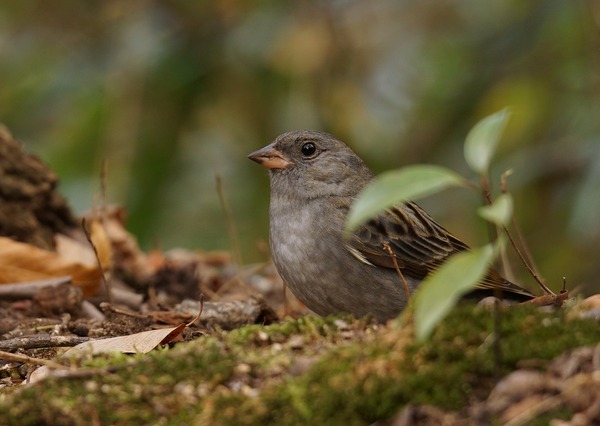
[0,264,55,283]
[63,324,186,355]
[0,236,101,296]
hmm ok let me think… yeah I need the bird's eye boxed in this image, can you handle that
[301,142,317,157]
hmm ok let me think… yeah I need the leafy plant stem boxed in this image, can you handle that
[479,175,508,273]
[479,174,506,376]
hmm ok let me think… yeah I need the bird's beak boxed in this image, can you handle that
[247,144,292,169]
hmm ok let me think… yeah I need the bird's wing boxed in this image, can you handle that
[347,202,468,279]
[347,201,535,299]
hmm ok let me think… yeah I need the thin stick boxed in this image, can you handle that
[500,173,556,296]
[500,172,542,278]
[82,217,113,303]
[0,277,71,299]
[382,243,410,300]
[501,223,553,295]
[215,173,242,267]
[480,177,551,292]
[0,335,90,352]
[0,350,68,369]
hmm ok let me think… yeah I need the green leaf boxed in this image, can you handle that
[344,165,466,236]
[464,109,510,175]
[414,244,496,341]
[478,193,513,226]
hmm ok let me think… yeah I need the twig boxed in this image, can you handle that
[0,350,68,369]
[0,335,90,351]
[501,172,544,282]
[382,242,410,300]
[174,297,278,328]
[0,276,71,299]
[82,217,113,303]
[27,364,123,383]
[524,290,569,307]
[501,223,554,295]
[215,173,242,267]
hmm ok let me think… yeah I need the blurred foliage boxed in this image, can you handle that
[0,1,598,294]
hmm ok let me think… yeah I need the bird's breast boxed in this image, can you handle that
[269,198,338,271]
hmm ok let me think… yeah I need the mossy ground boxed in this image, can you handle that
[0,303,598,425]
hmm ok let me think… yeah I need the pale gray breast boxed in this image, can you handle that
[269,196,339,277]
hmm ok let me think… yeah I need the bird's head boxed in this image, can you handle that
[248,130,374,199]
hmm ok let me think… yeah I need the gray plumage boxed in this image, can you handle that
[248,130,534,322]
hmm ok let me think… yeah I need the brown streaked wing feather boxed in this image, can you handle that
[349,202,468,280]
[348,201,535,299]
[479,269,535,299]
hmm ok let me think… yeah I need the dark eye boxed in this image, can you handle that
[301,142,317,157]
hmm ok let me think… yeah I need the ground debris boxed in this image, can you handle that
[0,125,290,388]
[386,342,600,426]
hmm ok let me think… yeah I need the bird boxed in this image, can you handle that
[248,130,535,321]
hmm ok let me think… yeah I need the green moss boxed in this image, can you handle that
[0,304,597,425]
[210,304,599,425]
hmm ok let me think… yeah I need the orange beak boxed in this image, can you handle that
[247,144,292,169]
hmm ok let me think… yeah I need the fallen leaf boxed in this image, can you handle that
[0,237,101,296]
[63,324,187,355]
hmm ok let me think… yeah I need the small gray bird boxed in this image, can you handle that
[248,130,534,321]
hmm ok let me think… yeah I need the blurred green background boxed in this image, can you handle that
[1,1,598,295]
